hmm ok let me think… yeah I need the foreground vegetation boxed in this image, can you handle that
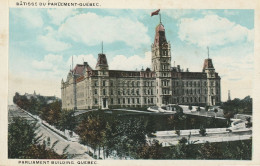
[74,110,250,159]
[8,117,67,159]
[11,93,252,159]
[221,96,252,117]
[13,92,76,131]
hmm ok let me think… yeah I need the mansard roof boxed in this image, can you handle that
[203,58,214,71]
[172,71,207,79]
[172,71,220,79]
[72,62,93,76]
[73,64,85,75]
[96,53,108,68]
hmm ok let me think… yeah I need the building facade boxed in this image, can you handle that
[61,22,221,110]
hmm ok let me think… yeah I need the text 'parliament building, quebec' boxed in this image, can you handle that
[61,18,221,110]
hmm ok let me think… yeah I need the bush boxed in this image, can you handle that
[188,105,192,111]
[199,127,207,136]
[175,130,180,136]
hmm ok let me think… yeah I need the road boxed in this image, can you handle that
[8,105,92,159]
[151,129,252,147]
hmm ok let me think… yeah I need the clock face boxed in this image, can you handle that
[162,43,167,47]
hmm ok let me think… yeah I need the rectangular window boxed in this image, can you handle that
[151,98,153,103]
[103,80,106,86]
[132,98,135,104]
[118,98,120,104]
[111,98,113,104]
[95,98,98,104]
[94,81,98,86]
[111,90,113,95]
[128,98,130,104]
[123,98,125,104]
[95,89,97,95]
[137,98,140,104]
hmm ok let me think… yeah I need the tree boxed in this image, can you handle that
[175,130,180,136]
[246,117,252,128]
[199,142,222,159]
[196,106,201,115]
[76,114,106,158]
[24,143,67,159]
[8,117,65,159]
[178,137,188,144]
[199,127,207,136]
[190,118,196,129]
[58,109,76,132]
[8,117,38,158]
[188,105,192,111]
[146,115,156,136]
[49,101,62,125]
[137,140,163,159]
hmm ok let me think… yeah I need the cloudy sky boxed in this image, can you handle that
[9,8,254,104]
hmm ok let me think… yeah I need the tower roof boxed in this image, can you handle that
[96,53,108,68]
[203,58,214,71]
[154,23,167,46]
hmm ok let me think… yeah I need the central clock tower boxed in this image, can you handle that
[152,22,172,106]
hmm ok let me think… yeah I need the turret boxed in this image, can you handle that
[95,42,109,71]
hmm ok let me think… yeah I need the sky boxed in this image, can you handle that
[9,8,254,104]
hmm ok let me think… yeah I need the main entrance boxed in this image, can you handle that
[102,98,108,109]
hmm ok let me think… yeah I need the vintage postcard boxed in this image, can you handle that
[1,0,260,165]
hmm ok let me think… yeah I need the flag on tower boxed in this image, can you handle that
[151,9,160,16]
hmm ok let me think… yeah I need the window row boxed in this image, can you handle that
[173,80,219,87]
[94,89,154,96]
[93,80,155,87]
[93,98,154,105]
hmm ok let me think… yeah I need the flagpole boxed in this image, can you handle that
[159,13,161,23]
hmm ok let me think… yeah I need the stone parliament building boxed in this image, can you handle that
[61,21,221,110]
